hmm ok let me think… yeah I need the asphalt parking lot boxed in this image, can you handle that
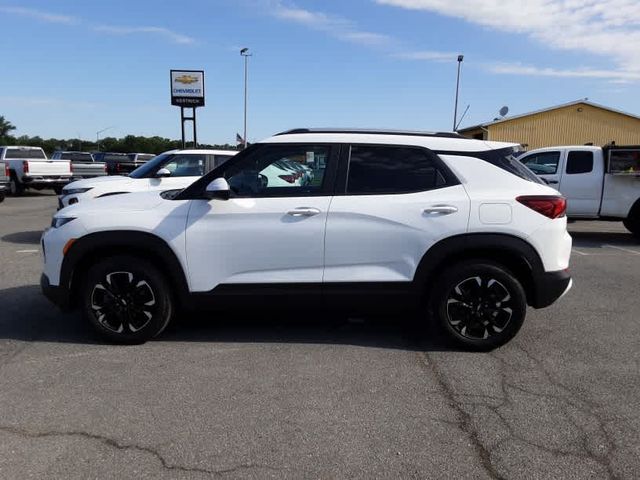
[0,191,639,479]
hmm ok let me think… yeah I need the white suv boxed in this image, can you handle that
[58,149,237,208]
[41,129,572,350]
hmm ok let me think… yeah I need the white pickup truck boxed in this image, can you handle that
[0,158,9,202]
[1,146,73,195]
[519,145,640,236]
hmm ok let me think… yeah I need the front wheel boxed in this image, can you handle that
[429,261,527,351]
[81,256,173,344]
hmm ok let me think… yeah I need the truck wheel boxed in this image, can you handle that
[0,191,5,203]
[9,175,24,196]
[428,260,527,351]
[623,207,640,238]
[53,186,63,195]
[81,256,174,344]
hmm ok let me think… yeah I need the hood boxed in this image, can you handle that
[64,175,133,190]
[59,189,165,216]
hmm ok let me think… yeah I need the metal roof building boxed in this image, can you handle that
[458,100,640,150]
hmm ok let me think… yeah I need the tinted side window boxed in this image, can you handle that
[346,145,446,195]
[225,144,331,197]
[520,152,560,175]
[566,151,594,174]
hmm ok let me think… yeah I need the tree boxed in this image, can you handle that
[0,116,16,138]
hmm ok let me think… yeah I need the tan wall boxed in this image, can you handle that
[469,103,640,150]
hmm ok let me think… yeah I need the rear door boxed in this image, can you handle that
[558,149,602,216]
[324,144,469,283]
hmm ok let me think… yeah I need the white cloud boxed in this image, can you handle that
[393,50,457,62]
[0,5,78,24]
[93,25,195,45]
[488,63,640,82]
[375,0,640,78]
[271,2,397,48]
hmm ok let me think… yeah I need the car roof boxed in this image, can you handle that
[262,130,518,152]
[159,149,239,155]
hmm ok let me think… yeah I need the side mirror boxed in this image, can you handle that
[156,168,171,178]
[204,177,231,200]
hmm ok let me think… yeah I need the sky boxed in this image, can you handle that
[2,0,639,145]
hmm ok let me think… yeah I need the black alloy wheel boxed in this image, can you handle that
[82,256,173,343]
[430,261,527,350]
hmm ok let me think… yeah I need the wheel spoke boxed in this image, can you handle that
[446,275,514,341]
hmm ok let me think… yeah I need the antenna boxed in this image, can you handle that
[499,106,509,117]
[455,104,470,131]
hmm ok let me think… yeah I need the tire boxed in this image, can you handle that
[623,210,640,238]
[9,175,24,196]
[429,260,527,351]
[53,186,63,195]
[0,192,5,203]
[81,255,173,344]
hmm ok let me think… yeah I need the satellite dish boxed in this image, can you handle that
[499,106,509,117]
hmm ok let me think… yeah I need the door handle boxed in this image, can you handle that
[423,205,458,215]
[287,207,321,217]
[547,180,559,184]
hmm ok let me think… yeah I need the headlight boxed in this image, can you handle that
[62,187,92,195]
[51,216,76,229]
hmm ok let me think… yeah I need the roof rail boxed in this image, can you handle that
[274,128,465,139]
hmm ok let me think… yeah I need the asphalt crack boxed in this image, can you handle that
[0,424,278,477]
[416,351,505,480]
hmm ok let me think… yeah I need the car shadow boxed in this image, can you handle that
[0,285,460,353]
[570,230,639,248]
[2,230,43,245]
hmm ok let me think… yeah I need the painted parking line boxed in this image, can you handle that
[572,248,589,256]
[604,244,640,255]
[16,249,39,253]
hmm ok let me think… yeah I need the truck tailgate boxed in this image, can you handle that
[73,162,106,178]
[29,160,72,176]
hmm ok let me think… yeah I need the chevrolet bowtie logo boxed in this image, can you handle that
[174,75,199,85]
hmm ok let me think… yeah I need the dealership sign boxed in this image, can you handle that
[170,70,205,107]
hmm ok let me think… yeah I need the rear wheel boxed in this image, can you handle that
[9,175,24,196]
[623,209,640,238]
[81,256,173,344]
[429,261,527,351]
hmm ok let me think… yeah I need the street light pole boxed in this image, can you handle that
[453,55,464,132]
[96,126,114,151]
[240,48,252,149]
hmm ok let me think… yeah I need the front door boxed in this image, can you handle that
[519,150,562,187]
[185,143,338,292]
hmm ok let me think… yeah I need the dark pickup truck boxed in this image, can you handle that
[94,152,155,175]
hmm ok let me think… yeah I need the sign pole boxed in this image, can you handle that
[192,107,197,148]
[180,107,186,149]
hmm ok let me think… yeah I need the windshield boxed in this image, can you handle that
[60,152,94,162]
[5,148,46,159]
[128,153,168,178]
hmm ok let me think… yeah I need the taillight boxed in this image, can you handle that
[516,195,566,219]
[69,162,73,173]
[4,163,8,177]
[22,161,29,173]
[279,174,296,184]
[116,163,121,173]
[103,163,107,173]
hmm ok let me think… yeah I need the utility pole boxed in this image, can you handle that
[453,55,464,132]
[96,126,114,151]
[240,48,252,149]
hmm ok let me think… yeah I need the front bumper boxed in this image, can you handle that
[41,273,72,311]
[531,269,572,308]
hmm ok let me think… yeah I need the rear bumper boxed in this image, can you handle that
[531,269,572,308]
[41,273,72,311]
[23,176,71,187]
[0,181,8,192]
